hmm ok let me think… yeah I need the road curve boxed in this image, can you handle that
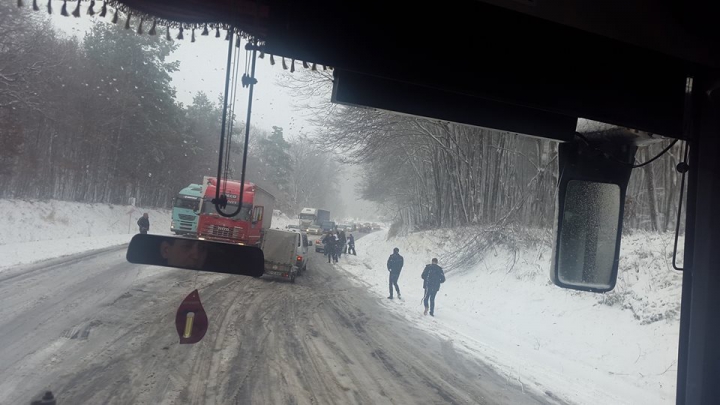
[0,245,562,405]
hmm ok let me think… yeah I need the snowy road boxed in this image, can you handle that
[0,245,561,405]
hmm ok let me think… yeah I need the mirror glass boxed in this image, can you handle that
[557,180,621,290]
[126,234,264,277]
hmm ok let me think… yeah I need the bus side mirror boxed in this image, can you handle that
[550,139,636,293]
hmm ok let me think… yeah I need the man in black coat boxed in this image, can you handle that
[347,234,356,255]
[338,230,347,258]
[421,258,446,316]
[137,213,150,234]
[386,247,404,299]
[322,232,338,263]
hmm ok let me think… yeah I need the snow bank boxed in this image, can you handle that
[270,211,295,230]
[0,199,171,270]
[0,200,300,270]
[338,229,681,405]
[0,235,135,269]
[0,199,171,245]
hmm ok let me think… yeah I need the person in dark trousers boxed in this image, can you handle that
[332,233,339,263]
[322,231,331,259]
[322,232,338,263]
[137,213,150,234]
[386,247,404,299]
[347,234,356,255]
[322,232,332,262]
[421,258,446,316]
[339,230,347,256]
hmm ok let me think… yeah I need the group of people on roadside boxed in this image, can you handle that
[141,213,445,315]
[386,248,446,317]
[321,229,356,263]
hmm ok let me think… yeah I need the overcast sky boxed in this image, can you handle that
[50,12,380,220]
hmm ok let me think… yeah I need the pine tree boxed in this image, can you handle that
[259,126,292,190]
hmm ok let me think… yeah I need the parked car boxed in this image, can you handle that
[307,225,323,235]
[315,237,325,253]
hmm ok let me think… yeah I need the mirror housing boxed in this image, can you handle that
[126,234,264,277]
[550,139,636,292]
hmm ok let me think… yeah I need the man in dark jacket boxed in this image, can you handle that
[347,234,356,255]
[338,230,347,258]
[386,247,404,299]
[137,213,150,234]
[322,232,337,263]
[421,258,446,316]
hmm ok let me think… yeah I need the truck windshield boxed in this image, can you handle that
[299,214,316,220]
[201,200,252,221]
[174,196,199,211]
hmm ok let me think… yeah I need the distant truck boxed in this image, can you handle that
[261,228,308,283]
[321,220,336,233]
[298,207,317,229]
[298,207,330,234]
[171,183,203,236]
[197,176,275,247]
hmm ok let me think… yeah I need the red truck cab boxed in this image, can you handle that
[197,177,275,246]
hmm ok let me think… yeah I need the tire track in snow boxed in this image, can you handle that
[0,247,560,405]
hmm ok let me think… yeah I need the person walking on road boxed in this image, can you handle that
[421,258,446,316]
[338,230,347,258]
[137,213,150,234]
[331,233,339,263]
[322,231,331,259]
[386,247,404,299]
[347,234,356,255]
[323,232,337,263]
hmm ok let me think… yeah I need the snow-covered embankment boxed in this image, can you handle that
[0,199,171,270]
[336,228,681,405]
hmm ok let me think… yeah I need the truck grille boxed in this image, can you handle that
[206,225,241,239]
[179,214,196,221]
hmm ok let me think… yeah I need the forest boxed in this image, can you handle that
[1,2,685,235]
[284,71,687,234]
[0,3,344,216]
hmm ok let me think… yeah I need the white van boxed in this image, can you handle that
[261,229,309,283]
[290,229,310,274]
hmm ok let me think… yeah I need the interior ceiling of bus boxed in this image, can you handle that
[118,0,719,140]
